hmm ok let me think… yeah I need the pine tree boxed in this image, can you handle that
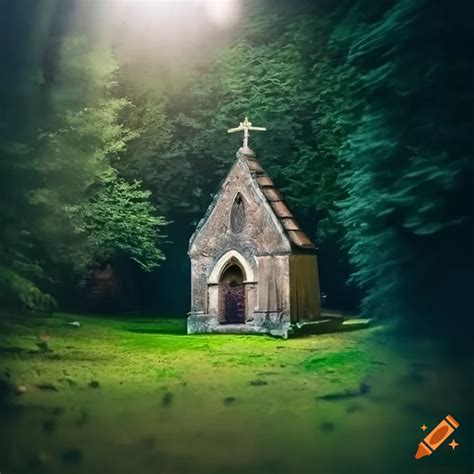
[336,0,473,327]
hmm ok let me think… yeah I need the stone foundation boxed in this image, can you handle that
[187,313,291,338]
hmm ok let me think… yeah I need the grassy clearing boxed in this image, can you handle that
[0,313,472,474]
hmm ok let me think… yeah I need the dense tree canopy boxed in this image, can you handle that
[0,0,471,332]
[335,0,473,325]
[0,25,167,310]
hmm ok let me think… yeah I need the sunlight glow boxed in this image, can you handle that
[203,0,240,27]
[112,0,240,27]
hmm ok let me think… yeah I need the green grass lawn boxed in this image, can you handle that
[0,313,472,474]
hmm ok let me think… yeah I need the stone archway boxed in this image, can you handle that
[207,250,255,324]
[208,250,255,284]
[219,263,245,324]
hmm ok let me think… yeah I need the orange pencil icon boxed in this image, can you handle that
[415,414,460,459]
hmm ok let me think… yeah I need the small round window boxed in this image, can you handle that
[230,194,245,233]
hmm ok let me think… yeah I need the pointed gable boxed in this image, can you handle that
[189,147,314,258]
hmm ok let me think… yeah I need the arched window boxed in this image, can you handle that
[230,193,245,233]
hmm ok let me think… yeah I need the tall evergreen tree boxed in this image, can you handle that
[31,36,168,286]
[336,0,473,328]
[0,135,55,311]
[0,30,168,311]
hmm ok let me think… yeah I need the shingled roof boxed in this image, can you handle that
[240,148,315,250]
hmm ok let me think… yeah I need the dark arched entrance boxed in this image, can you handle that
[219,263,245,324]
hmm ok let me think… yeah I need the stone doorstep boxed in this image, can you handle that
[205,323,272,334]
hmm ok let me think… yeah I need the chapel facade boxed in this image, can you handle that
[187,132,321,338]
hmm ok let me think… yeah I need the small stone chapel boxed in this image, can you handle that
[187,117,321,338]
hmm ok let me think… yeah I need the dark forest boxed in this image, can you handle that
[2,0,472,325]
[0,1,472,473]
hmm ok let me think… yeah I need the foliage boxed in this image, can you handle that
[0,136,55,311]
[1,0,471,321]
[117,2,349,233]
[0,33,168,310]
[67,179,167,272]
[335,0,473,322]
[114,88,195,214]
[31,39,168,279]
[107,2,361,312]
[172,9,347,229]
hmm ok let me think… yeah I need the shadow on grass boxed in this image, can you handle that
[0,346,51,357]
[0,346,32,355]
[121,319,187,336]
[126,327,186,336]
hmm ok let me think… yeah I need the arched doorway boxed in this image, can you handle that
[219,263,245,324]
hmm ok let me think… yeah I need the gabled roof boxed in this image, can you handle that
[189,147,315,253]
[242,148,315,250]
